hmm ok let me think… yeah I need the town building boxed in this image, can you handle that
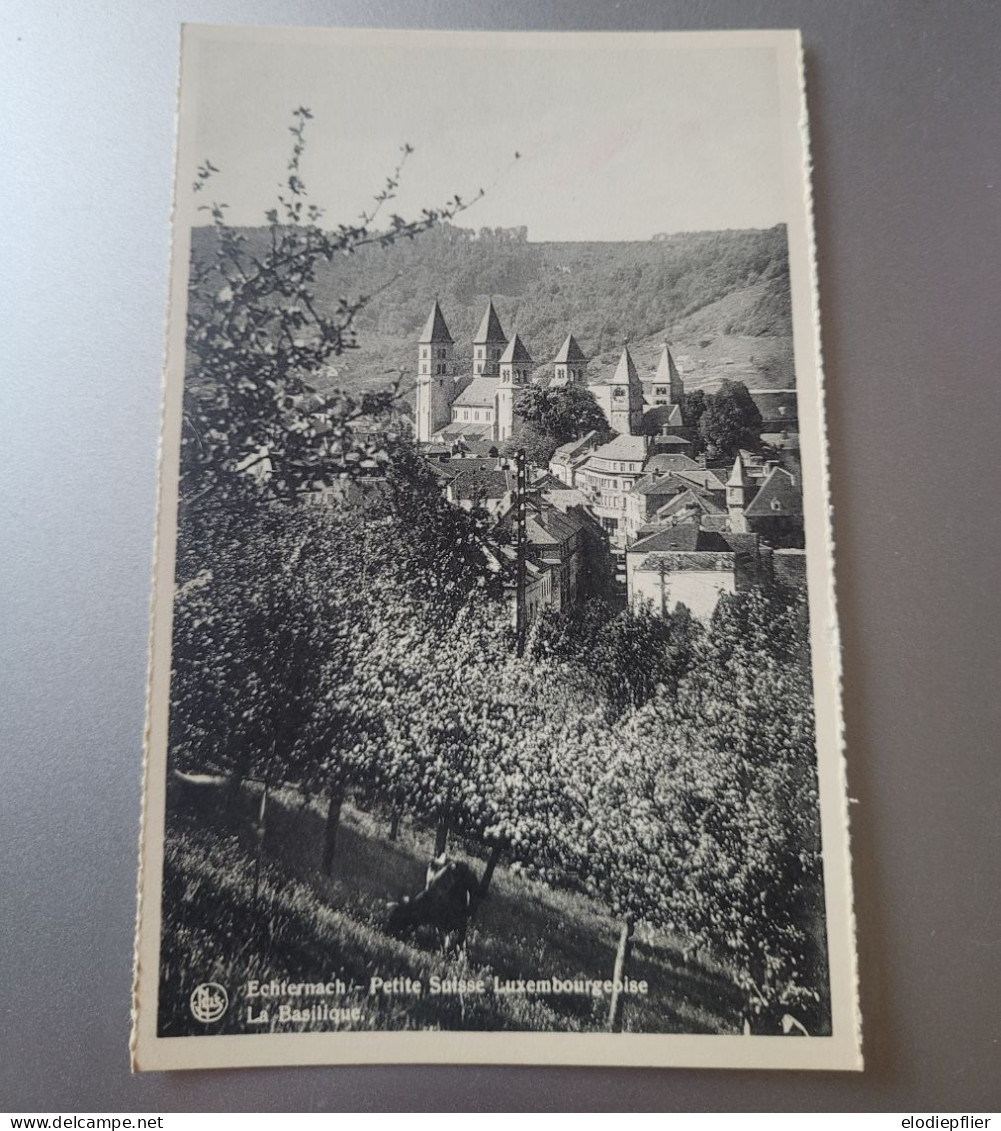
[573,433,649,544]
[625,524,770,621]
[549,432,600,486]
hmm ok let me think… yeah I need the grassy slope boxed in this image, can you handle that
[190,224,795,399]
[158,790,743,1037]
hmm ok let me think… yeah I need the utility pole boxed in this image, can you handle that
[515,447,527,657]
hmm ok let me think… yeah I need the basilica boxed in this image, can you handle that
[414,300,686,445]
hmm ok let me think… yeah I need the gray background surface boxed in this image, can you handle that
[2,0,999,1113]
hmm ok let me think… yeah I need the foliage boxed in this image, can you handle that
[532,599,701,720]
[372,443,509,620]
[681,388,708,429]
[166,110,826,1034]
[697,379,764,460]
[169,505,370,798]
[581,586,826,1029]
[511,422,562,469]
[515,384,609,445]
[158,802,741,1036]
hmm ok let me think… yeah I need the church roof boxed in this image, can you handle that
[452,377,500,407]
[500,333,532,364]
[419,300,453,343]
[437,423,494,441]
[654,343,681,385]
[727,453,747,488]
[554,333,587,364]
[474,301,507,345]
[608,345,641,386]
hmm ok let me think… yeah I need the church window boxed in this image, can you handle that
[422,348,428,358]
[477,348,483,359]
[422,363,428,374]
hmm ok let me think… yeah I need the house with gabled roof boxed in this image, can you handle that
[549,431,600,485]
[625,523,768,620]
[742,464,804,546]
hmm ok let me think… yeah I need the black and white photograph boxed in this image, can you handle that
[132,25,860,1072]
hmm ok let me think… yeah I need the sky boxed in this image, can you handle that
[185,28,791,241]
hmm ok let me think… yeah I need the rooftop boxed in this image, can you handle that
[474,301,507,345]
[630,526,733,554]
[554,333,587,364]
[644,452,700,475]
[500,333,532,364]
[743,466,803,517]
[607,345,641,386]
[589,433,648,463]
[452,376,500,407]
[419,300,453,344]
[634,551,737,573]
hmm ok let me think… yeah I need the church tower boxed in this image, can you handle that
[654,341,684,404]
[727,452,750,533]
[496,333,532,441]
[604,343,645,435]
[551,333,587,387]
[415,300,456,443]
[472,300,507,376]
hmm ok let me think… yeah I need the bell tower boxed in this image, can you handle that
[552,333,587,387]
[472,300,507,376]
[606,342,645,435]
[496,333,532,441]
[415,300,455,443]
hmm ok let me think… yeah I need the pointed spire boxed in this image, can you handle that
[474,300,507,345]
[419,300,453,343]
[554,333,586,364]
[500,333,532,364]
[727,452,746,488]
[611,344,641,385]
[655,341,680,383]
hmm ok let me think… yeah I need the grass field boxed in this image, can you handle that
[157,788,745,1037]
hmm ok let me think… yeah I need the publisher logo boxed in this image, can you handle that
[190,982,228,1023]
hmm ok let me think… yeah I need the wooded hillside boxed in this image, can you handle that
[190,222,794,395]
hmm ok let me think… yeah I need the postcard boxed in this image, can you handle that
[132,24,861,1071]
